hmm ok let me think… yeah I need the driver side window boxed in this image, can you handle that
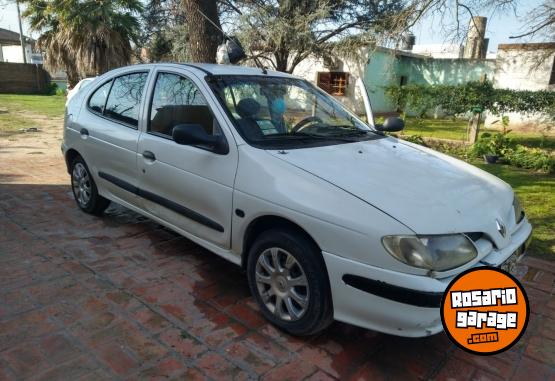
[149,72,218,137]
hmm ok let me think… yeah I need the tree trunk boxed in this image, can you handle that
[183,0,223,63]
[468,112,482,144]
[65,64,80,89]
[274,49,289,73]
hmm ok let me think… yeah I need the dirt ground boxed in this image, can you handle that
[0,113,66,184]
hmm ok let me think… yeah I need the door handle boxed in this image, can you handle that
[80,128,89,137]
[142,151,156,161]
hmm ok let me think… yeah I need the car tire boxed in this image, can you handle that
[247,228,333,336]
[70,156,110,215]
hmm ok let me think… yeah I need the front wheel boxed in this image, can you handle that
[70,156,110,215]
[247,229,333,336]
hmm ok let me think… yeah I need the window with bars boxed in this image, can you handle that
[317,72,349,96]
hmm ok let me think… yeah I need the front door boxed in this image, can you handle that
[137,69,238,249]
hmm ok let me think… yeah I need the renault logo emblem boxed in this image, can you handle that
[496,219,507,238]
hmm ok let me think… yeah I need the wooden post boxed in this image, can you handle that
[468,111,482,144]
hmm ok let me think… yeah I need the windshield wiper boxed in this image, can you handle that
[263,132,357,142]
[327,129,369,137]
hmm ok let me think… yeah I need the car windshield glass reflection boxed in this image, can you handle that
[209,76,376,144]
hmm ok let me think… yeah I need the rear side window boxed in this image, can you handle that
[104,72,148,127]
[88,81,112,114]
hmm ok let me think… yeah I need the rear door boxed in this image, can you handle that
[136,68,238,249]
[77,71,150,206]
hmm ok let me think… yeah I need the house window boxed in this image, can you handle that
[317,72,349,96]
[549,56,555,85]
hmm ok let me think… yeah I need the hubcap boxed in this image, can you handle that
[255,247,309,321]
[72,163,91,207]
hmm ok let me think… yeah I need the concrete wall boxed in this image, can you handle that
[1,44,33,63]
[397,57,495,86]
[494,43,555,91]
[275,43,553,122]
[0,62,51,94]
[293,48,497,115]
[293,49,369,114]
[363,50,400,113]
[364,51,495,113]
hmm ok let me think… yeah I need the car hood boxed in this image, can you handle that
[268,137,515,249]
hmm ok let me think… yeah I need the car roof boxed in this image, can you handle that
[176,63,295,78]
[111,63,297,79]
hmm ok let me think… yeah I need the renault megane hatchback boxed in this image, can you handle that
[62,63,532,337]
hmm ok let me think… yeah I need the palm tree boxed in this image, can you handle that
[23,0,143,86]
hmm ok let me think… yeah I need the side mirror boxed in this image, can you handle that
[375,117,405,132]
[172,124,229,154]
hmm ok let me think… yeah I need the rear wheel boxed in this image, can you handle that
[247,229,333,336]
[70,156,110,215]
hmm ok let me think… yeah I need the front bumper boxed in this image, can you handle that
[323,220,533,337]
[323,251,445,337]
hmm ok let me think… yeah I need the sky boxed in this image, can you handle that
[0,0,548,52]
[411,0,546,52]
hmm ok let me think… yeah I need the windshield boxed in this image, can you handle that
[208,75,377,147]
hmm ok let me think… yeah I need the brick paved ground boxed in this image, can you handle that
[1,137,555,380]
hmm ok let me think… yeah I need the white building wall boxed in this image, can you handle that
[493,44,555,91]
[1,43,32,63]
[410,44,463,59]
[486,44,555,130]
[292,50,369,115]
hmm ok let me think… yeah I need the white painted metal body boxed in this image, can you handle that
[63,64,532,337]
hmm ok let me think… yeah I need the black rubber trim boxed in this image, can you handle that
[98,171,224,233]
[99,172,138,194]
[342,274,443,308]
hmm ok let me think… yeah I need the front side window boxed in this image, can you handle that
[88,80,112,114]
[209,75,375,147]
[149,72,217,137]
[104,72,148,127]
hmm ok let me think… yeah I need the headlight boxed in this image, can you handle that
[513,195,525,224]
[382,234,477,271]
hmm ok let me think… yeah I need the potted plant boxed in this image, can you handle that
[471,129,513,164]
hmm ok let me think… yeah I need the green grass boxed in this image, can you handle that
[0,94,65,118]
[403,118,469,140]
[0,94,65,135]
[402,117,555,150]
[476,163,555,260]
[0,109,37,134]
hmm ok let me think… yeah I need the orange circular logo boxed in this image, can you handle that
[441,267,529,355]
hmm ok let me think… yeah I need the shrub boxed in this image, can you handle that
[469,130,514,158]
[425,140,469,158]
[385,81,555,118]
[55,87,67,96]
[399,131,554,173]
[401,134,427,146]
[44,82,59,95]
[505,146,555,173]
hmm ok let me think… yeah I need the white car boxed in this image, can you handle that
[66,77,96,105]
[62,64,532,337]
